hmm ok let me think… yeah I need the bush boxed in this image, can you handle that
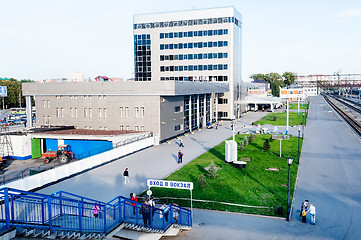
[243,136,249,146]
[238,140,245,151]
[269,135,274,142]
[248,133,256,142]
[198,174,207,188]
[273,115,278,121]
[263,139,271,150]
[208,161,218,178]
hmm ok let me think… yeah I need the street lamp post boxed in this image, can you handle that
[302,113,305,139]
[297,127,300,164]
[286,157,293,221]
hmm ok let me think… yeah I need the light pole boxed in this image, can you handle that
[286,157,293,221]
[297,127,300,164]
[302,113,305,139]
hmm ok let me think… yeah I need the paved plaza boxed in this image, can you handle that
[38,95,361,240]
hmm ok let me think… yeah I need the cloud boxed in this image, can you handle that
[338,9,361,18]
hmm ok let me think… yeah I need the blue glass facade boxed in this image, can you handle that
[134,34,151,81]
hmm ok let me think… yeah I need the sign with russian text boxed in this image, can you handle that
[147,179,193,190]
[0,86,7,97]
[272,134,289,140]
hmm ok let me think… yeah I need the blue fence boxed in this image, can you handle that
[0,187,192,234]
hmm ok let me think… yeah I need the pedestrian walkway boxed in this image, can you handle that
[37,112,268,200]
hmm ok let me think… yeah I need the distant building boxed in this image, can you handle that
[95,76,112,82]
[67,73,85,82]
[279,86,317,101]
[241,82,281,112]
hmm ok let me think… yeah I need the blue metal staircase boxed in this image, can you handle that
[0,187,192,239]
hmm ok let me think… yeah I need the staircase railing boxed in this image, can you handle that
[0,187,192,235]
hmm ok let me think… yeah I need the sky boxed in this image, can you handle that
[1,0,361,81]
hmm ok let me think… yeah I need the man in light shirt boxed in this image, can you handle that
[308,203,316,225]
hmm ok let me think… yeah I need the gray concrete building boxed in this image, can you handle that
[22,81,228,142]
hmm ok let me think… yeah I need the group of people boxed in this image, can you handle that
[300,200,316,225]
[130,194,179,226]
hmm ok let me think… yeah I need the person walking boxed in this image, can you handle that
[177,150,183,164]
[300,200,309,223]
[131,193,138,215]
[179,137,184,147]
[308,203,316,225]
[93,204,100,218]
[123,168,129,184]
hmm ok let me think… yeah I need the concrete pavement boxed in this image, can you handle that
[38,95,361,239]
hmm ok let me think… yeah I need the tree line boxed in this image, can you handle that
[0,78,34,109]
[249,72,297,96]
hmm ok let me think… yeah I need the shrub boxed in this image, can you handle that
[238,140,245,151]
[243,136,249,146]
[269,135,274,142]
[273,115,278,121]
[263,139,271,150]
[248,133,256,142]
[208,161,218,178]
[198,174,207,188]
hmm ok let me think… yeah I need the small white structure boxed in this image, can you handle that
[225,140,237,163]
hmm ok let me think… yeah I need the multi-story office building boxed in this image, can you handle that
[133,6,243,119]
[22,7,242,142]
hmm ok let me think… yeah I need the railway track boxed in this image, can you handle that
[323,94,361,138]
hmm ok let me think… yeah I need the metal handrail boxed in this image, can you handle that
[0,187,191,234]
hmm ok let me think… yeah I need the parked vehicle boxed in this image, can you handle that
[42,145,74,164]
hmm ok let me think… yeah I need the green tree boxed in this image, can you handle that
[0,78,34,108]
[208,161,218,178]
[249,73,266,82]
[248,133,256,143]
[198,174,207,188]
[282,72,297,86]
[263,139,271,150]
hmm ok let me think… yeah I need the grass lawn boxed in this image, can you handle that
[254,112,307,126]
[144,134,301,217]
[289,103,309,110]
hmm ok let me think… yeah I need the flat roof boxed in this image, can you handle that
[36,129,141,136]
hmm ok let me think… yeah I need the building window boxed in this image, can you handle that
[70,108,73,118]
[47,100,50,108]
[43,100,46,108]
[175,106,182,113]
[75,108,78,118]
[84,108,88,118]
[89,108,92,118]
[104,108,107,118]
[126,126,130,130]
[61,108,64,117]
[125,107,129,117]
[141,107,145,117]
[120,125,124,130]
[99,108,102,118]
[141,126,145,131]
[135,107,139,118]
[175,125,181,131]
[218,98,228,104]
[56,108,60,118]
[135,126,139,131]
[120,107,124,117]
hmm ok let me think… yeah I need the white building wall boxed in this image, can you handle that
[9,135,32,160]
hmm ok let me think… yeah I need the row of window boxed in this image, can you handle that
[160,41,228,50]
[134,34,151,40]
[160,29,228,39]
[160,52,228,61]
[160,75,228,82]
[133,16,240,30]
[54,107,145,118]
[160,64,228,72]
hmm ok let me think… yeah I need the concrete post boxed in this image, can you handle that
[209,93,213,123]
[189,95,192,131]
[271,103,274,112]
[197,95,200,128]
[215,93,218,123]
[26,96,33,127]
[203,94,207,127]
